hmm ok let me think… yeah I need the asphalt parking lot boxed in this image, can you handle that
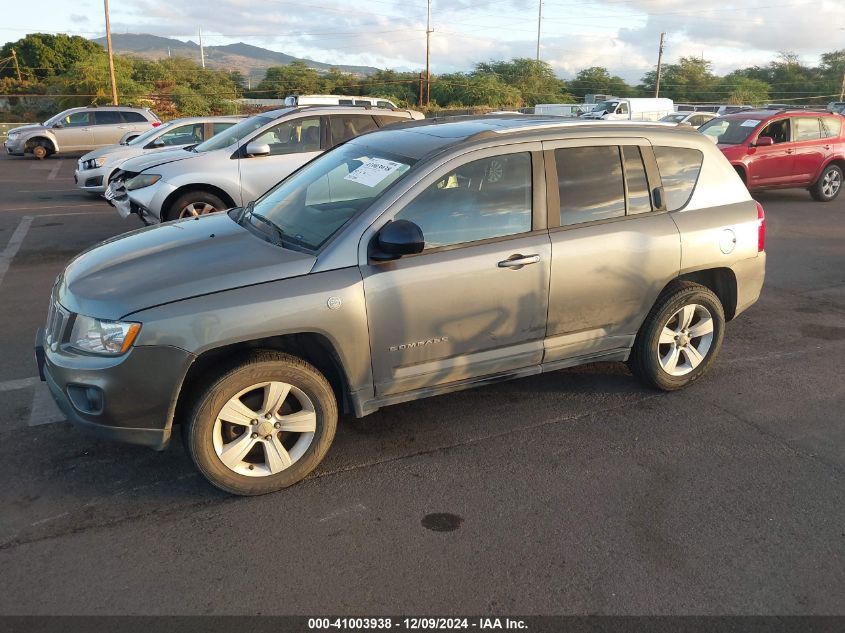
[0,152,843,615]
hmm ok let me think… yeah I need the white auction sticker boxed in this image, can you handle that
[344,158,406,188]
[741,119,761,127]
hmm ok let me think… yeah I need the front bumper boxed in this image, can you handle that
[35,327,195,450]
[106,178,172,223]
[74,165,109,193]
[4,138,25,155]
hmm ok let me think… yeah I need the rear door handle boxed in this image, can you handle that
[785,149,794,154]
[498,254,540,269]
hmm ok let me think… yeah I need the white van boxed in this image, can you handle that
[533,103,593,117]
[284,94,398,109]
[581,98,674,121]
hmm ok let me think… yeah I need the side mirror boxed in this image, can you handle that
[245,142,271,157]
[755,136,774,147]
[52,123,63,129]
[151,138,165,147]
[372,220,424,260]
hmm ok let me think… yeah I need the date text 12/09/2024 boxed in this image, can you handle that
[308,618,528,630]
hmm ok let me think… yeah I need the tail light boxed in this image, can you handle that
[755,200,766,252]
[152,121,162,127]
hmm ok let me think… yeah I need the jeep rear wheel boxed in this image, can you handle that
[810,164,842,202]
[629,282,725,391]
[184,351,338,496]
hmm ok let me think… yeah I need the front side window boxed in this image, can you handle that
[653,146,703,212]
[247,141,416,251]
[556,146,625,225]
[193,114,275,153]
[61,112,91,127]
[252,117,321,155]
[758,119,791,144]
[330,115,377,145]
[395,153,532,249]
[128,123,172,146]
[158,123,205,146]
[94,111,123,125]
[794,118,822,142]
[617,102,628,115]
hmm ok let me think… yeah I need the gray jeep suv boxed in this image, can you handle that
[4,106,160,159]
[35,116,766,495]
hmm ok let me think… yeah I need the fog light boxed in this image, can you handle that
[67,385,104,415]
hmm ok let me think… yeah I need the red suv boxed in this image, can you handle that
[699,110,844,201]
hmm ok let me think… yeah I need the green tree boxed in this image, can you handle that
[640,57,717,102]
[567,67,632,99]
[252,61,321,98]
[473,58,570,105]
[716,73,770,105]
[47,55,149,108]
[0,34,103,80]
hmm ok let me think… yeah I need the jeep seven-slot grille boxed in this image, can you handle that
[45,297,71,347]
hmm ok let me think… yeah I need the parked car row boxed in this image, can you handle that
[35,114,767,495]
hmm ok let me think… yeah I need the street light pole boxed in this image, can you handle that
[536,0,542,61]
[103,0,119,105]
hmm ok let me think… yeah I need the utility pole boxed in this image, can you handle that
[425,0,432,106]
[536,0,542,61]
[840,68,845,102]
[199,27,206,68]
[418,72,424,107]
[103,0,119,105]
[654,32,666,98]
[11,48,22,81]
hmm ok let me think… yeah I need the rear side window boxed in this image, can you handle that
[377,100,394,109]
[653,146,703,211]
[94,111,123,125]
[621,146,652,215]
[821,117,842,138]
[120,111,148,123]
[374,114,408,126]
[329,115,378,145]
[556,146,625,225]
[794,118,822,142]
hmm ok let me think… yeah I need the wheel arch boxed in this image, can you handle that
[162,183,238,221]
[24,135,57,154]
[172,332,352,429]
[732,163,747,185]
[659,268,738,321]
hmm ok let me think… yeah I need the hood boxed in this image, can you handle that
[717,142,745,156]
[58,213,316,320]
[8,124,47,135]
[81,144,137,163]
[117,146,199,174]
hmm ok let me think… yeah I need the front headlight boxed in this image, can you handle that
[69,315,141,355]
[7,132,18,140]
[83,157,107,170]
[125,174,161,190]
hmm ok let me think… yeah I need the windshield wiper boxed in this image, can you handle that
[242,201,287,246]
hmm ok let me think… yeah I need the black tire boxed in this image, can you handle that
[809,164,843,202]
[166,190,227,221]
[629,281,725,391]
[184,351,337,496]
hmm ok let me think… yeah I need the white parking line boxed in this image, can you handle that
[29,382,65,426]
[0,215,34,288]
[0,376,40,392]
[0,204,104,212]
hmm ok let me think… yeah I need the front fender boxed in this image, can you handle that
[22,130,59,152]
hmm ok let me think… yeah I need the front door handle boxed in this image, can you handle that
[785,148,794,154]
[498,254,540,269]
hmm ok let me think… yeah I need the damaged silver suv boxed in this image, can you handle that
[36,116,766,495]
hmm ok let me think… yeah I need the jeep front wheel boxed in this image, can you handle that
[184,351,338,496]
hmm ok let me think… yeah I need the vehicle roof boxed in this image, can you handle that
[349,114,699,160]
[258,105,418,119]
[721,109,837,120]
[162,115,245,123]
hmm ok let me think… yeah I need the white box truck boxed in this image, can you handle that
[533,104,593,117]
[581,98,674,121]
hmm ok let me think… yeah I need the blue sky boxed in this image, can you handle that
[2,0,843,83]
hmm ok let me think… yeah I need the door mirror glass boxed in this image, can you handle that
[245,142,271,157]
[756,136,774,147]
[151,137,166,147]
[374,220,425,260]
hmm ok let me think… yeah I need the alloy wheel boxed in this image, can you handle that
[822,169,841,199]
[179,202,219,218]
[657,304,714,377]
[212,381,317,477]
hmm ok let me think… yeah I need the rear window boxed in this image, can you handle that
[821,117,842,138]
[121,111,148,123]
[653,146,703,211]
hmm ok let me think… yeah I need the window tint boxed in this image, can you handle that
[377,101,394,109]
[617,102,628,114]
[758,119,790,144]
[622,146,652,215]
[556,146,625,225]
[94,111,123,125]
[212,122,236,135]
[330,115,377,145]
[120,111,148,123]
[794,118,822,142]
[374,114,407,126]
[820,117,842,139]
[157,123,204,146]
[251,117,321,155]
[62,112,91,127]
[653,146,703,211]
[396,153,532,249]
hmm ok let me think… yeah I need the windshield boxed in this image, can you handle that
[246,141,416,251]
[661,113,688,123]
[592,101,617,113]
[128,121,174,146]
[43,109,74,127]
[699,117,762,145]
[193,115,274,153]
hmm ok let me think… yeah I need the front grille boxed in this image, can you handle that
[45,297,71,348]
[85,176,104,187]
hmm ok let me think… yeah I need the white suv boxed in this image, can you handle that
[106,106,424,223]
